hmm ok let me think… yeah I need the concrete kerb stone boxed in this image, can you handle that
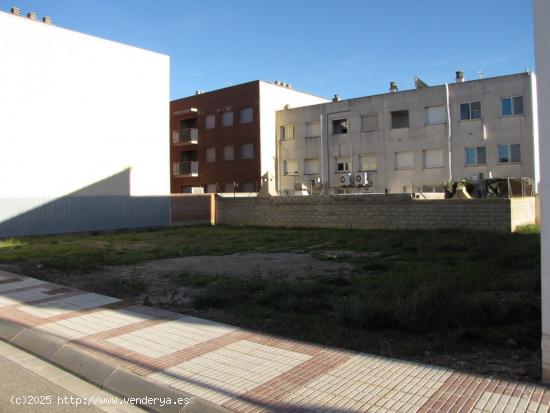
[0,323,230,413]
[10,327,66,360]
[50,344,117,386]
[0,317,26,341]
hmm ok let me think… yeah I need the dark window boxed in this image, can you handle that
[332,119,348,134]
[460,102,481,120]
[391,110,409,129]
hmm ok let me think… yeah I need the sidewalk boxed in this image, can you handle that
[0,269,548,413]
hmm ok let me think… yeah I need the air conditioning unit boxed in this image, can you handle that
[335,174,352,187]
[479,171,493,180]
[354,172,369,186]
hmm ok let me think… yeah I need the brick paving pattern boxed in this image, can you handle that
[0,269,548,413]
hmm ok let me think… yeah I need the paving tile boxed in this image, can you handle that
[18,293,119,318]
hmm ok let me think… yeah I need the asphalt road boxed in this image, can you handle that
[0,341,144,413]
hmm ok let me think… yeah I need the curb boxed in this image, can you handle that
[0,318,231,413]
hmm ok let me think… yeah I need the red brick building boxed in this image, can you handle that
[170,80,328,194]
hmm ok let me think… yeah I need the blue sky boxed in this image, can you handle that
[1,1,534,100]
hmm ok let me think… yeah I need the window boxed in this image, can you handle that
[205,184,217,193]
[359,155,377,171]
[223,182,235,192]
[422,185,445,193]
[423,149,444,168]
[221,111,233,127]
[391,110,409,129]
[280,125,295,140]
[306,122,321,138]
[361,114,378,131]
[240,143,254,159]
[205,114,215,129]
[460,101,481,120]
[498,144,521,163]
[332,119,348,134]
[304,158,320,175]
[501,96,524,116]
[395,151,414,170]
[284,160,298,175]
[239,182,255,192]
[205,147,216,163]
[221,145,234,161]
[240,107,253,124]
[336,157,351,172]
[464,146,487,165]
[426,106,446,125]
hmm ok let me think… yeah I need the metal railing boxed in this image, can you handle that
[173,161,198,177]
[172,128,198,145]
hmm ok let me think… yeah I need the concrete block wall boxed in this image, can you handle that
[216,195,536,233]
[171,194,215,225]
[510,197,537,229]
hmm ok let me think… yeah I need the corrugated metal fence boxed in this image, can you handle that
[0,196,171,238]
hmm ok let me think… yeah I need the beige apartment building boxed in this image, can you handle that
[276,71,538,195]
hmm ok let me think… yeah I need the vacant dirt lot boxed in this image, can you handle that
[0,224,542,382]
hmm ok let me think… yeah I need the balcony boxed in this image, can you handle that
[173,161,198,177]
[173,128,198,145]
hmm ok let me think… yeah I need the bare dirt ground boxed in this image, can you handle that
[0,251,542,384]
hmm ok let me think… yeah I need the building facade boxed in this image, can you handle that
[277,72,538,195]
[0,8,170,236]
[170,81,328,194]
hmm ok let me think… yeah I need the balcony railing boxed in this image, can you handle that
[173,128,198,145]
[173,161,198,177]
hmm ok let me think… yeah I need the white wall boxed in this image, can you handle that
[534,0,550,382]
[259,82,328,179]
[0,11,169,198]
[0,11,170,236]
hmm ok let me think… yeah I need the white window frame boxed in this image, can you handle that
[460,101,482,121]
[497,143,522,164]
[464,146,487,166]
[335,157,352,173]
[500,96,524,117]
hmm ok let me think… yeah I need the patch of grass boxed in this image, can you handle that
[0,225,541,365]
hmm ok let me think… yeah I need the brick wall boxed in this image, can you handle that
[171,194,215,225]
[216,195,536,233]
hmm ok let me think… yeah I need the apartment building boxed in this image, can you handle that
[277,71,538,195]
[170,81,328,194]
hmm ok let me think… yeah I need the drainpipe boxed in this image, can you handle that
[320,113,324,193]
[445,83,453,181]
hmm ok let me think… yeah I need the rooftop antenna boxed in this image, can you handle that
[476,70,484,79]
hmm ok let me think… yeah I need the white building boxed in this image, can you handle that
[0,8,170,236]
[277,72,538,196]
[534,0,550,382]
